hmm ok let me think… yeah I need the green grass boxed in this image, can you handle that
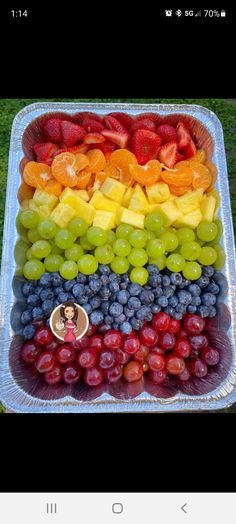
[0,98,236,413]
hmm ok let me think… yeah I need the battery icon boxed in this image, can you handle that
[221,10,226,16]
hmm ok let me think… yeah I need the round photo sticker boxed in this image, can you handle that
[50,301,89,342]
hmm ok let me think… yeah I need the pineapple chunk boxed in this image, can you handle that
[174,209,202,229]
[28,200,40,213]
[129,185,149,214]
[101,177,126,204]
[38,205,51,218]
[146,182,170,204]
[33,188,58,210]
[50,203,76,228]
[122,187,134,207]
[167,194,177,201]
[175,189,203,214]
[119,208,145,229]
[73,200,95,225]
[89,191,120,225]
[21,199,30,210]
[93,210,116,230]
[74,190,89,202]
[207,188,220,219]
[200,195,216,222]
[60,187,81,208]
[157,201,183,227]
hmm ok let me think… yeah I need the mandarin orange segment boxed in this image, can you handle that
[86,149,106,172]
[190,149,206,164]
[161,166,193,187]
[17,180,35,204]
[44,179,62,197]
[76,168,92,189]
[104,162,120,180]
[92,170,107,191]
[129,159,162,186]
[19,157,29,176]
[23,161,52,188]
[74,153,90,172]
[168,184,191,196]
[109,149,137,185]
[51,152,78,187]
[191,162,212,191]
[205,161,217,192]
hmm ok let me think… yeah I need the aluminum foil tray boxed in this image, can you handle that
[0,102,236,412]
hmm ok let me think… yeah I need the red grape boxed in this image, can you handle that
[46,339,59,352]
[44,364,63,385]
[105,364,123,383]
[103,330,123,350]
[189,358,208,378]
[166,355,185,375]
[86,323,97,336]
[84,366,104,386]
[56,345,76,364]
[149,369,167,384]
[139,326,158,347]
[77,348,97,368]
[134,344,149,362]
[98,349,116,369]
[35,351,56,373]
[152,312,170,332]
[201,347,220,366]
[63,364,82,384]
[168,318,181,334]
[123,361,143,382]
[123,335,140,354]
[88,334,104,352]
[184,314,205,335]
[159,332,176,350]
[34,326,54,346]
[147,352,165,371]
[116,348,131,365]
[21,341,40,363]
[72,335,90,350]
[178,367,191,381]
[174,338,191,359]
[189,335,209,350]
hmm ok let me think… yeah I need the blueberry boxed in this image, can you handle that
[89,279,102,293]
[121,273,130,283]
[40,288,54,301]
[32,307,44,320]
[83,303,92,315]
[120,322,132,335]
[187,305,197,314]
[98,265,111,275]
[127,297,141,310]
[147,264,159,274]
[117,290,130,305]
[188,284,201,296]
[178,278,190,289]
[101,275,109,286]
[177,290,192,305]
[39,272,51,287]
[51,273,64,287]
[84,285,94,298]
[201,293,216,306]
[64,280,76,292]
[34,287,43,296]
[89,296,102,309]
[176,303,186,314]
[120,282,128,290]
[136,305,151,320]
[151,304,161,314]
[170,273,182,285]
[131,318,143,330]
[197,305,210,317]
[140,290,154,305]
[99,286,111,300]
[109,273,121,283]
[116,313,126,324]
[100,301,110,314]
[148,275,160,287]
[76,274,87,284]
[45,318,51,326]
[172,311,183,320]
[53,299,61,308]
[191,296,201,306]
[57,292,68,303]
[153,287,163,298]
[27,294,40,307]
[77,296,88,305]
[163,286,174,298]
[42,299,54,314]
[124,306,135,318]
[22,281,35,297]
[89,310,104,325]
[162,275,170,286]
[196,276,210,288]
[168,296,178,308]
[23,324,35,339]
[157,296,168,307]
[208,305,217,317]
[146,313,153,322]
[112,322,119,330]
[20,309,32,325]
[105,315,113,325]
[202,265,215,277]
[72,283,84,298]
[109,281,120,293]
[164,306,175,316]
[128,283,142,296]
[206,283,220,294]
[67,293,74,301]
[109,302,123,317]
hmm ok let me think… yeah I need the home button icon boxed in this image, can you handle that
[112,503,123,514]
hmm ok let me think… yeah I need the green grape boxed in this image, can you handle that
[26,247,33,260]
[49,241,64,255]
[60,260,78,280]
[87,226,107,247]
[27,228,41,243]
[128,248,148,267]
[65,244,84,262]
[181,241,201,261]
[144,212,163,232]
[16,213,28,241]
[31,240,51,259]
[19,209,40,229]
[68,217,88,237]
[156,226,166,237]
[113,238,131,257]
[55,229,75,249]
[110,256,130,274]
[80,235,94,250]
[213,218,223,243]
[95,245,114,264]
[177,227,195,245]
[23,259,45,280]
[38,219,58,239]
[198,246,217,265]
[213,245,226,270]
[146,239,165,258]
[148,255,166,270]
[196,239,205,247]
[146,230,156,241]
[197,221,218,242]
[168,227,177,234]
[160,232,178,252]
[78,255,98,275]
[106,230,116,245]
[166,254,186,272]
[128,229,147,248]
[14,239,30,266]
[130,267,148,285]
[183,261,202,280]
[116,223,134,239]
[44,254,64,272]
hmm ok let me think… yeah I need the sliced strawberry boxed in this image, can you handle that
[101,129,129,149]
[103,115,128,133]
[82,118,105,133]
[183,138,197,159]
[43,118,62,143]
[107,112,134,130]
[130,118,156,134]
[83,132,105,144]
[61,121,86,147]
[74,112,103,125]
[176,152,185,163]
[131,129,161,165]
[90,140,117,154]
[135,112,159,123]
[33,142,58,164]
[156,124,177,144]
[176,121,191,149]
[53,144,89,157]
[158,141,178,168]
